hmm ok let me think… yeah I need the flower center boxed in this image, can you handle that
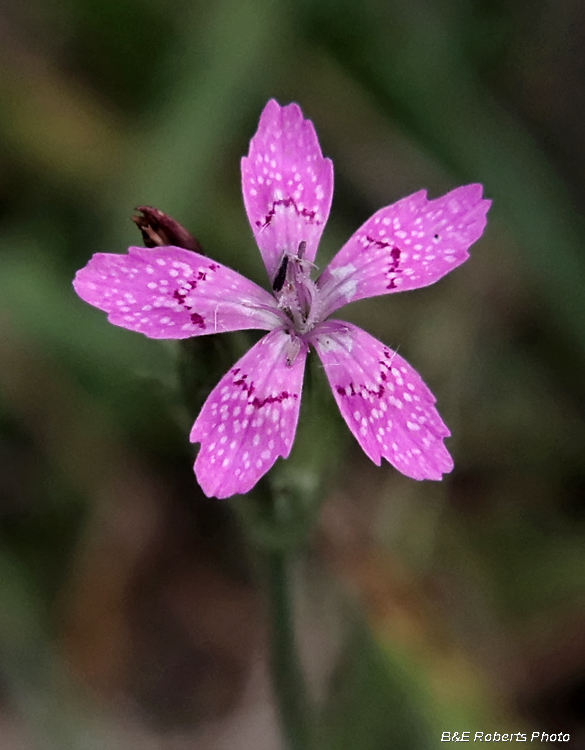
[272,241,322,337]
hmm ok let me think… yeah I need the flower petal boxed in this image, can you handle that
[73,246,282,338]
[318,184,491,316]
[241,99,334,284]
[311,321,453,480]
[190,329,307,498]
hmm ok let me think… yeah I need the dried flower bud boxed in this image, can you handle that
[132,206,203,252]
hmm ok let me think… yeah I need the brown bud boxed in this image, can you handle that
[132,206,203,253]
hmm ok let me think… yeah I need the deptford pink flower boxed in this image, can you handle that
[73,100,491,499]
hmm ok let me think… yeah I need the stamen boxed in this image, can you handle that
[272,255,289,292]
[272,240,322,336]
[284,333,302,366]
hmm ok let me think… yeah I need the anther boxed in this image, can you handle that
[272,255,289,292]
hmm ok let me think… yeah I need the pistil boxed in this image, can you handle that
[273,241,321,335]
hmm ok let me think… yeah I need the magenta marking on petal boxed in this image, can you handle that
[334,346,401,399]
[257,197,319,230]
[335,381,385,399]
[252,391,296,408]
[229,366,296,408]
[232,368,255,399]
[364,236,403,289]
[190,312,205,328]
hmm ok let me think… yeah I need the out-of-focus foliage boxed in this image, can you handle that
[1,0,584,747]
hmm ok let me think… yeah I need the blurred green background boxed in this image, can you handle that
[1,0,585,748]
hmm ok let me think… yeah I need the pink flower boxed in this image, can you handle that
[73,100,491,499]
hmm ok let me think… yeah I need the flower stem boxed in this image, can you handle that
[266,547,313,750]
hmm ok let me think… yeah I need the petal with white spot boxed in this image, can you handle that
[190,328,307,498]
[318,184,490,316]
[310,320,453,480]
[241,100,333,284]
[73,245,282,338]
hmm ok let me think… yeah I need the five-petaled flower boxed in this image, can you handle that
[73,100,491,498]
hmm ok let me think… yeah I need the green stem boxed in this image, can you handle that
[266,548,313,750]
